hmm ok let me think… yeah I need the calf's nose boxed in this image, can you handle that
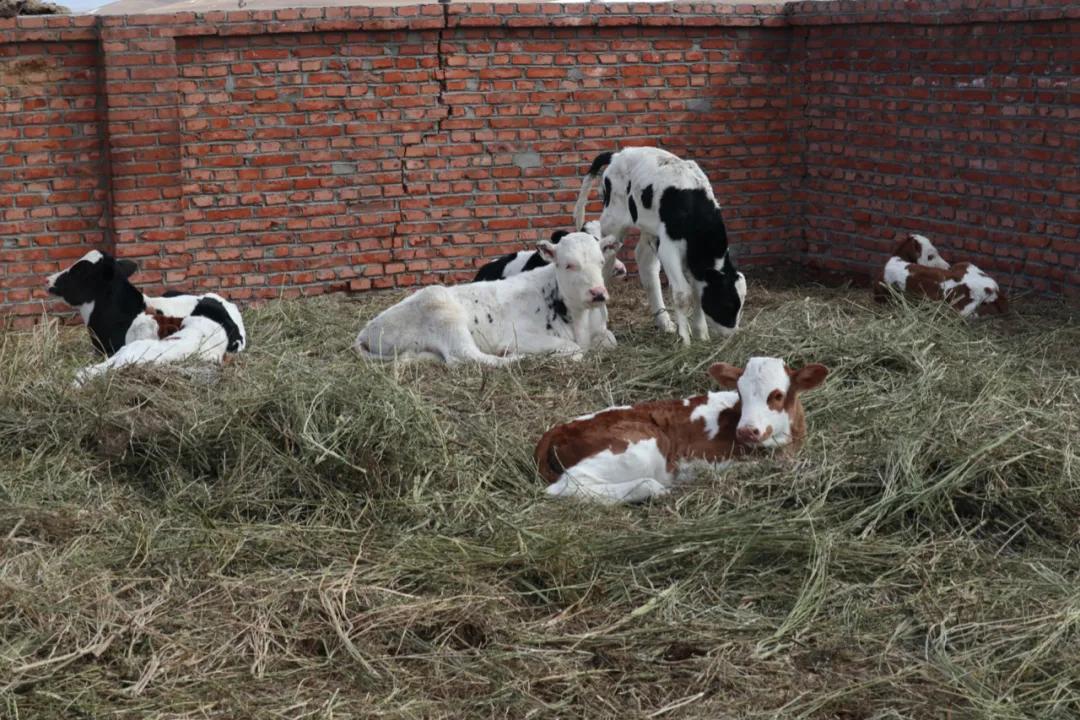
[736,425,770,444]
[589,286,609,303]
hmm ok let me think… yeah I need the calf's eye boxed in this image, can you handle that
[565,263,577,271]
[768,390,784,405]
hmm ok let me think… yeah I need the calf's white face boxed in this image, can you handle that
[539,232,620,308]
[709,357,828,448]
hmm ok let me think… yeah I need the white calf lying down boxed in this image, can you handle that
[574,147,747,343]
[473,221,627,283]
[535,357,828,504]
[355,232,621,366]
[46,250,247,385]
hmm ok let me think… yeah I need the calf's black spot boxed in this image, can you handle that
[190,296,244,352]
[626,180,632,194]
[602,177,612,207]
[640,184,653,209]
[657,186,742,329]
[522,253,549,272]
[550,230,570,243]
[587,151,613,177]
[473,252,517,282]
[628,196,638,223]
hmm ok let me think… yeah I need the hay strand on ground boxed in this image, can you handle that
[1,280,1077,718]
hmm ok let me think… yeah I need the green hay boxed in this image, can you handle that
[0,281,1077,719]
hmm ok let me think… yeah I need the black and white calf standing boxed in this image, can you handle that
[573,147,747,343]
[473,221,627,283]
[46,250,246,385]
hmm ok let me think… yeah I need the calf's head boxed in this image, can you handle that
[703,265,748,337]
[46,250,139,314]
[893,234,949,270]
[709,357,828,447]
[551,221,627,282]
[539,231,621,308]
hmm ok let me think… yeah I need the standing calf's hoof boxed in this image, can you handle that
[655,314,677,334]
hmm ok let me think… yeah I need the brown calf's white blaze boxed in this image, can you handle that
[535,357,829,504]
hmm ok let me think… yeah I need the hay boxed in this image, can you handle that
[1,280,1078,718]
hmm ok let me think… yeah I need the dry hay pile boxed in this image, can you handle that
[1,279,1078,718]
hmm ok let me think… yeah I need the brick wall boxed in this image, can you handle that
[0,19,109,320]
[0,1,1077,327]
[792,5,1080,296]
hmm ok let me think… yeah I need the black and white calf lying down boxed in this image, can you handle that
[473,221,627,283]
[355,230,621,366]
[574,146,747,343]
[46,250,246,386]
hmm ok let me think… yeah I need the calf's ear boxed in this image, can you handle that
[790,363,829,393]
[893,236,920,263]
[116,259,138,278]
[707,362,743,389]
[536,241,558,262]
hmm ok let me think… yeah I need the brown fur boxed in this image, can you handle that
[148,310,184,339]
[534,397,748,484]
[877,260,1008,316]
[892,235,924,264]
[535,362,828,484]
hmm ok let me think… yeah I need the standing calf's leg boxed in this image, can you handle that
[635,233,676,334]
[655,237,694,344]
[689,279,710,341]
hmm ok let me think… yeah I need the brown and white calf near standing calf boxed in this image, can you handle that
[875,234,1008,317]
[534,357,829,504]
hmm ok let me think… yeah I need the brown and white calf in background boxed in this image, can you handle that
[534,357,829,504]
[875,234,1008,317]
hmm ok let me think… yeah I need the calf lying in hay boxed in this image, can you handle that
[355,231,621,366]
[535,356,828,504]
[46,250,247,386]
[875,234,1008,318]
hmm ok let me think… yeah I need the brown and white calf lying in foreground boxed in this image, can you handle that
[875,234,1008,317]
[534,357,829,504]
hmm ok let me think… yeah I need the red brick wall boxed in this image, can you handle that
[169,16,798,301]
[0,20,109,320]
[1,1,1077,327]
[794,9,1080,297]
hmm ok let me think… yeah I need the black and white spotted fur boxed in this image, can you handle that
[473,222,627,284]
[573,147,747,343]
[46,250,247,385]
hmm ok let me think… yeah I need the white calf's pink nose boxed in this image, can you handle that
[589,286,609,303]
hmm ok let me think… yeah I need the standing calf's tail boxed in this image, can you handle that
[573,151,613,230]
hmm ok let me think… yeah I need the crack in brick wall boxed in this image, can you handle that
[0,1,1077,326]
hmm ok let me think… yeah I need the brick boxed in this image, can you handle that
[3,3,1078,326]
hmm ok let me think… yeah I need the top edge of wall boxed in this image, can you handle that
[1,0,1077,41]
